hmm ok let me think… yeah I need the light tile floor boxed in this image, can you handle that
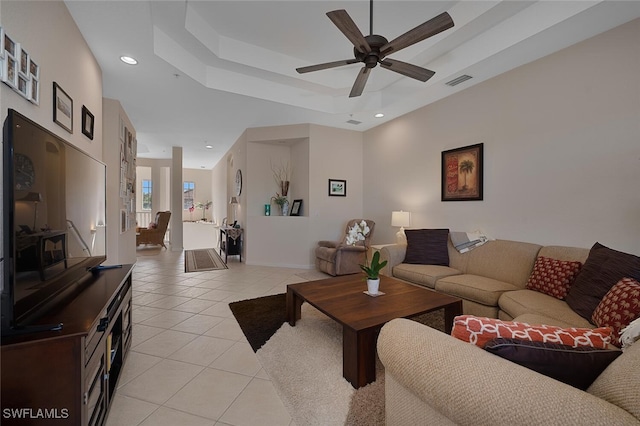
[106,248,311,426]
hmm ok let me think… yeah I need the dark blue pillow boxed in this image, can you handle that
[485,338,622,390]
[404,229,450,266]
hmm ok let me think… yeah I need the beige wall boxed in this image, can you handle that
[363,19,640,255]
[103,98,136,265]
[214,124,363,268]
[1,1,103,160]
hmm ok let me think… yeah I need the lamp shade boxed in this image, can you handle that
[391,211,411,228]
[229,197,239,205]
[19,192,42,202]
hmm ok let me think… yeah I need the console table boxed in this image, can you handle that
[1,265,134,425]
[219,227,242,263]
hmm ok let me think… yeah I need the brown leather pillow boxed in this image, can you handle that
[404,229,450,266]
[566,243,640,320]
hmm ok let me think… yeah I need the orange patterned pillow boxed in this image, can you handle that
[592,277,640,347]
[452,315,613,349]
[526,256,582,300]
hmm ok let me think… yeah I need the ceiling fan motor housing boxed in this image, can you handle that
[355,34,388,68]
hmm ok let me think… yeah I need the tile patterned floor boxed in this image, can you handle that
[107,248,310,426]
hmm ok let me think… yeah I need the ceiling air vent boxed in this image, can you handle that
[346,119,362,125]
[445,75,472,87]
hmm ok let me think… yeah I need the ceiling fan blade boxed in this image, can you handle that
[327,9,371,54]
[380,59,435,82]
[349,67,371,98]
[380,12,454,57]
[296,59,359,74]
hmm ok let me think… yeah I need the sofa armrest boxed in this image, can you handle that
[378,244,406,277]
[378,319,638,425]
[317,240,339,248]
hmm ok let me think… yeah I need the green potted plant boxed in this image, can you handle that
[360,250,387,280]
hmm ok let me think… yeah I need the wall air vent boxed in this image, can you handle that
[346,119,362,125]
[445,75,473,87]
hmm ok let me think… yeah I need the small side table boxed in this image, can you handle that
[219,227,243,263]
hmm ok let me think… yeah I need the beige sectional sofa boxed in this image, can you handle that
[377,239,640,424]
[379,239,592,327]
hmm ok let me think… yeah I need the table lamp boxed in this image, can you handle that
[391,210,411,245]
[229,196,239,224]
[19,192,43,231]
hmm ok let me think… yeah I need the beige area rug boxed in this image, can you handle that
[184,248,228,272]
[256,304,384,426]
[256,304,445,425]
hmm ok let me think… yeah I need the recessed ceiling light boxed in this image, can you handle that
[120,56,138,65]
[374,113,384,118]
[201,166,205,169]
[205,144,213,149]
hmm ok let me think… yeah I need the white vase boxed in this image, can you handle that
[281,199,290,216]
[367,278,380,295]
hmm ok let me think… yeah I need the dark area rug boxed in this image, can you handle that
[229,293,287,352]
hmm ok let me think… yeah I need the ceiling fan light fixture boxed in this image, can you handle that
[120,56,138,65]
[298,3,454,97]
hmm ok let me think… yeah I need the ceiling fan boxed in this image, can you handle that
[296,1,454,97]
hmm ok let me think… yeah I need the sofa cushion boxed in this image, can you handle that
[463,240,542,289]
[392,263,461,289]
[499,289,594,328]
[404,229,450,266]
[525,256,582,300]
[592,277,640,347]
[436,275,519,307]
[588,338,640,420]
[566,242,640,321]
[485,338,621,390]
[509,313,592,329]
[452,315,613,348]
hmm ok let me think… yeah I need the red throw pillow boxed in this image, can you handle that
[592,277,640,347]
[451,315,613,349]
[525,256,582,300]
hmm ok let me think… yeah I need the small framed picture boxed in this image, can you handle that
[29,58,39,79]
[17,74,28,97]
[290,199,303,216]
[3,32,16,57]
[82,105,95,140]
[3,54,17,88]
[19,47,29,77]
[29,77,39,105]
[441,143,484,201]
[328,179,346,197]
[53,82,73,133]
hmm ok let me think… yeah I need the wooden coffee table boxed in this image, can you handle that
[286,274,462,388]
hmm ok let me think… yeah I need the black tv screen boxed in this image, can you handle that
[2,109,107,333]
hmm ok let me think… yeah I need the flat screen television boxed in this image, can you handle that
[2,109,107,335]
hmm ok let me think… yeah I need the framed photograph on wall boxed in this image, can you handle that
[19,47,29,77]
[290,199,303,216]
[53,82,73,133]
[328,179,346,197]
[82,105,95,140]
[3,54,17,89]
[441,143,483,201]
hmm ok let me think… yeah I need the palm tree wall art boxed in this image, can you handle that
[441,143,484,201]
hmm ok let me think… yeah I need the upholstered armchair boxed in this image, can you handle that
[315,219,376,276]
[136,211,171,248]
